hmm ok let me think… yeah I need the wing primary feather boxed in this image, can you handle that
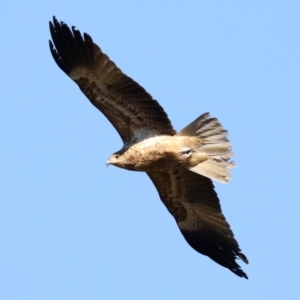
[49,19,75,74]
[180,227,248,279]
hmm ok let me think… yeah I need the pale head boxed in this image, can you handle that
[106,153,120,166]
[106,152,131,170]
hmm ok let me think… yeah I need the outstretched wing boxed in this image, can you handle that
[147,168,249,279]
[49,17,175,146]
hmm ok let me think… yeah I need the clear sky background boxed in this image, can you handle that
[1,1,300,299]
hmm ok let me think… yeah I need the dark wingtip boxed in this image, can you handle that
[48,16,94,76]
[232,260,249,279]
[49,16,72,74]
[180,228,249,279]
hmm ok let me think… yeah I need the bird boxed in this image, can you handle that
[49,16,248,279]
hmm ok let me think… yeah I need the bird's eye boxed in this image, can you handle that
[115,154,119,159]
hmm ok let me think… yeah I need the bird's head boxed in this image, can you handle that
[106,152,128,169]
[106,153,120,166]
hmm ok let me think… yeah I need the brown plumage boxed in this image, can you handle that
[49,16,248,279]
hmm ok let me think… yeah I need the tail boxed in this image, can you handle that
[176,112,235,184]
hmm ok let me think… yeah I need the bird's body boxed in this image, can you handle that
[107,135,204,171]
[49,16,249,279]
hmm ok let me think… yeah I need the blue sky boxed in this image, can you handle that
[1,1,300,299]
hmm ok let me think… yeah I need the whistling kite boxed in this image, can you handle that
[49,17,248,279]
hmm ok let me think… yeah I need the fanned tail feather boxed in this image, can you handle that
[177,113,234,183]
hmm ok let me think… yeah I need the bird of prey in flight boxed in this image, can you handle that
[49,16,248,279]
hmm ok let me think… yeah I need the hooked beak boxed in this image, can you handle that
[106,154,119,167]
[106,155,116,166]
